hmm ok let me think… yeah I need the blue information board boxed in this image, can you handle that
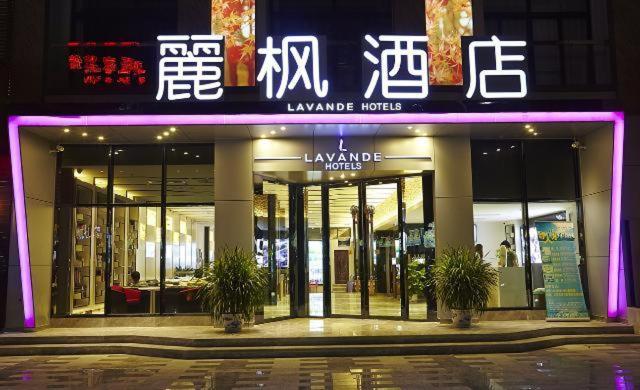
[535,221,589,321]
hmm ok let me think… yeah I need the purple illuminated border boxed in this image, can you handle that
[7,111,625,326]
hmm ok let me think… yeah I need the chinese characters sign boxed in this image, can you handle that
[535,221,589,321]
[67,41,147,87]
[156,35,225,101]
[155,33,528,103]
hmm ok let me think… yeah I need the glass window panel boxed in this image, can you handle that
[471,141,522,201]
[306,186,323,317]
[473,202,528,308]
[329,185,361,316]
[57,145,110,205]
[160,206,213,314]
[166,145,214,204]
[255,182,290,319]
[404,176,433,320]
[534,45,562,85]
[532,19,558,41]
[367,181,401,318]
[528,201,587,309]
[113,145,162,204]
[525,140,577,200]
[52,206,108,316]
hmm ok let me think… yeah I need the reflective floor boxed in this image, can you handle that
[264,292,430,319]
[0,344,638,389]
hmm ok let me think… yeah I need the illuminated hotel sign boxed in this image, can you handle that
[256,138,430,171]
[156,34,527,105]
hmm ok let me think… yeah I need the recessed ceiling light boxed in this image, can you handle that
[195,155,200,158]
[407,126,413,130]
[98,136,104,141]
[171,148,176,152]
[533,132,539,136]
[350,173,356,177]
[483,152,488,155]
[260,134,266,139]
[184,152,189,155]
[344,180,349,183]
[156,135,163,140]
[496,148,501,152]
[340,174,345,179]
[510,145,516,149]
[528,128,535,133]
[525,124,531,129]
[114,151,119,155]
[81,132,88,137]
[270,130,277,135]
[169,127,176,132]
[163,131,170,136]
[100,170,104,173]
[329,177,334,181]
[63,128,70,133]
[280,126,286,131]
[414,129,420,134]
[117,149,123,152]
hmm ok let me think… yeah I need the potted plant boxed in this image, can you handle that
[431,246,498,328]
[198,246,268,333]
[407,258,429,302]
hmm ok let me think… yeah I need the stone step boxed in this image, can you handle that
[0,333,638,359]
[0,324,633,348]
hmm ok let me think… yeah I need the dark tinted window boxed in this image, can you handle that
[525,140,577,200]
[471,141,522,200]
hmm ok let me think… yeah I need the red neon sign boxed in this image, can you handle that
[67,42,147,86]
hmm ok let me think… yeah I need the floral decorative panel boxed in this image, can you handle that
[211,0,256,86]
[425,0,473,85]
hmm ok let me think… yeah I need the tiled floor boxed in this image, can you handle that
[3,318,626,341]
[0,344,638,389]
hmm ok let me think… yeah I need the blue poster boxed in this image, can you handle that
[535,221,589,321]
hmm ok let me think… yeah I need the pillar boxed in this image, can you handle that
[214,140,254,255]
[433,137,475,320]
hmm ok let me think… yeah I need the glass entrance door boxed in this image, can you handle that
[364,180,403,317]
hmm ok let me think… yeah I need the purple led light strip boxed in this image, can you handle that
[8,111,625,327]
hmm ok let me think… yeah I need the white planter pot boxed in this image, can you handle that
[451,309,472,328]
[222,313,243,333]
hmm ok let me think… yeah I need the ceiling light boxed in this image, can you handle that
[260,134,266,139]
[344,180,349,183]
[350,173,356,177]
[528,128,535,133]
[195,155,200,158]
[329,177,334,181]
[407,126,413,130]
[340,174,345,179]
[511,145,516,149]
[81,132,88,137]
[280,126,286,131]
[483,152,488,155]
[270,130,277,135]
[98,136,104,141]
[496,148,501,152]
[156,135,163,140]
[169,127,176,132]
[163,131,170,136]
[171,148,176,152]
[533,132,539,136]
[525,124,531,129]
[414,129,420,134]
[114,151,119,155]
[63,128,70,133]
[117,149,123,152]
[184,152,189,155]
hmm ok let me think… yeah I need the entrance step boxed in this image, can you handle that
[0,325,636,359]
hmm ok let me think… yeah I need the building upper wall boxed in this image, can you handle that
[4,0,619,112]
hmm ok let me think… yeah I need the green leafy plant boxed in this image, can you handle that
[197,246,268,323]
[407,259,429,298]
[431,246,498,311]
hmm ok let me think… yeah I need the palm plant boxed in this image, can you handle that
[198,246,268,329]
[431,246,498,324]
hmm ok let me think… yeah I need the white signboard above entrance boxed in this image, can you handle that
[156,34,528,104]
[255,138,431,172]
